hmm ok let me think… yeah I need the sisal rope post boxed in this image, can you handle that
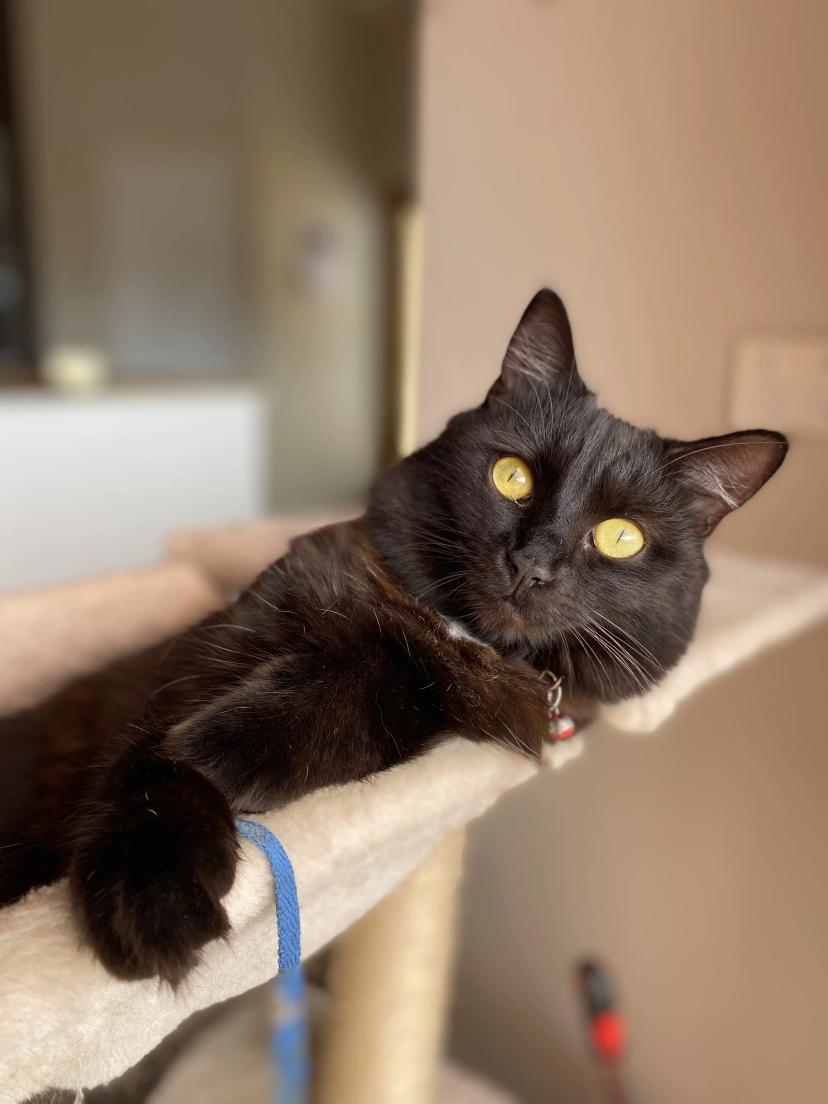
[316,830,466,1104]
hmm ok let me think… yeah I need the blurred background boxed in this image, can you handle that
[0,0,415,589]
[2,1,827,1101]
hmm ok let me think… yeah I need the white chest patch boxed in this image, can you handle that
[441,617,490,648]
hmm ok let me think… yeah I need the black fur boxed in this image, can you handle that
[0,289,787,986]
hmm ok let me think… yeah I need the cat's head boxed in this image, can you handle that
[367,290,787,702]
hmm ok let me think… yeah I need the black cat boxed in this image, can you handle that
[0,290,787,985]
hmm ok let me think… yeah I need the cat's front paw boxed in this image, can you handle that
[70,754,238,986]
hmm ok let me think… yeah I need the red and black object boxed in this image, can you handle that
[574,958,631,1104]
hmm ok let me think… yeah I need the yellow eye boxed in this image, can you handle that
[594,518,645,559]
[492,456,534,502]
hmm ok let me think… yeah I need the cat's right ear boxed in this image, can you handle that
[486,288,586,405]
[665,429,788,535]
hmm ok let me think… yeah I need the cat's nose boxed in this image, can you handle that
[508,549,553,594]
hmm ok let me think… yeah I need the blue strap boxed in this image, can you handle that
[236,817,308,1104]
[236,817,302,971]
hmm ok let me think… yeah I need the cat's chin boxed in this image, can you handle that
[466,598,556,654]
[468,604,667,704]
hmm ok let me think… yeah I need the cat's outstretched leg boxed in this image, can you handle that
[68,642,441,982]
[70,749,238,986]
[69,633,543,984]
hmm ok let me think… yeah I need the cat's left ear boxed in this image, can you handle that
[486,288,586,404]
[665,429,788,535]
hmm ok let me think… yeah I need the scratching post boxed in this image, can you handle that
[317,831,466,1104]
[2,534,827,1102]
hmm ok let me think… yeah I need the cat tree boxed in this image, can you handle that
[0,519,826,1104]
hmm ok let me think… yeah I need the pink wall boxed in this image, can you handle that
[418,0,828,563]
[418,2,828,1100]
